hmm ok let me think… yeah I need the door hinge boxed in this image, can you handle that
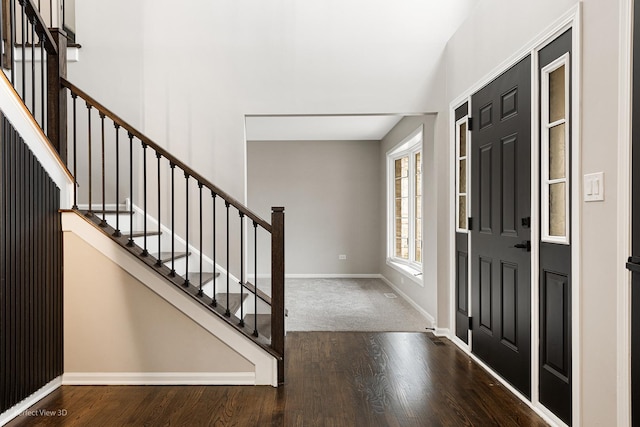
[467,117,473,131]
[468,217,473,231]
[468,316,473,330]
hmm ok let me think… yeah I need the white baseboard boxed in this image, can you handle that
[434,328,450,337]
[378,275,436,328]
[62,372,255,386]
[0,377,62,426]
[284,273,382,279]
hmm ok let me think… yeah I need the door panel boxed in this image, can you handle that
[471,55,531,397]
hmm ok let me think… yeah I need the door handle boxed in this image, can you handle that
[513,241,531,252]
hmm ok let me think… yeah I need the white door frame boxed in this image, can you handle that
[617,0,633,425]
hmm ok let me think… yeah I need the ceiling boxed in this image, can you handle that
[245,115,406,141]
[230,0,479,142]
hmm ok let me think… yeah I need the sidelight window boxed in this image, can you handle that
[541,54,570,244]
[387,127,423,270]
[455,117,469,232]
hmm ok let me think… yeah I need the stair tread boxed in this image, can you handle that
[87,209,133,214]
[215,292,248,314]
[131,230,162,238]
[153,251,190,263]
[183,271,220,285]
[243,314,272,339]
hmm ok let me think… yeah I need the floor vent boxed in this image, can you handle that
[384,293,397,299]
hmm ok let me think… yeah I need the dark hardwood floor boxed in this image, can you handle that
[7,332,548,426]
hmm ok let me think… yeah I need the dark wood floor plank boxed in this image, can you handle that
[5,332,549,427]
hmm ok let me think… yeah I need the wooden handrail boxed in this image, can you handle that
[20,0,57,54]
[61,78,272,232]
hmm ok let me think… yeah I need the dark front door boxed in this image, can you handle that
[471,55,532,397]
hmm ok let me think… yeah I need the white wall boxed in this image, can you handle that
[379,115,437,320]
[248,139,381,275]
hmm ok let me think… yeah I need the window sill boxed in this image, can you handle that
[386,259,423,287]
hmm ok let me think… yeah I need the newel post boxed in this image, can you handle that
[271,206,285,384]
[47,28,67,163]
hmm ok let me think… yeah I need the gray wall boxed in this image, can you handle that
[248,140,381,275]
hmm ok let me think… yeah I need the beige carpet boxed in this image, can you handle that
[285,277,431,332]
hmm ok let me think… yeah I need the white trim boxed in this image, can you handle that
[385,259,423,286]
[618,0,633,425]
[61,211,279,387]
[455,115,470,233]
[569,10,582,426]
[379,275,435,328]
[13,46,80,62]
[0,69,74,208]
[62,372,255,386]
[386,125,424,269]
[540,53,571,245]
[0,377,62,426]
[447,4,581,424]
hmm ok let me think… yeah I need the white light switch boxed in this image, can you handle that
[584,172,604,202]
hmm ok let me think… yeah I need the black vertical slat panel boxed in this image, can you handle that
[27,146,33,396]
[0,116,63,413]
[15,131,23,405]
[0,116,6,411]
[56,185,63,377]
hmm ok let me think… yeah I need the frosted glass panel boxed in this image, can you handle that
[549,183,566,237]
[549,65,566,123]
[459,159,467,193]
[459,122,467,155]
[459,196,467,230]
[549,124,566,180]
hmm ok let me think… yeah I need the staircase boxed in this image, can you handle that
[1,0,285,384]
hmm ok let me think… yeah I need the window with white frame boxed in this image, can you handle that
[541,54,570,244]
[387,127,423,270]
[455,116,469,232]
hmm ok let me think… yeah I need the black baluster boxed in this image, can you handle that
[113,124,121,237]
[253,221,258,337]
[10,0,15,85]
[155,151,162,266]
[30,16,34,115]
[71,92,77,209]
[141,142,148,256]
[225,201,230,317]
[211,192,217,307]
[127,132,134,247]
[198,182,203,297]
[183,172,189,287]
[169,163,176,276]
[239,212,245,327]
[48,0,52,26]
[99,113,106,227]
[86,103,92,215]
[39,33,44,129]
[20,0,25,99]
